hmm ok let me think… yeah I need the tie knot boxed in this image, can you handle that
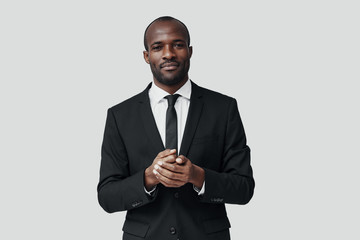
[165,94,180,107]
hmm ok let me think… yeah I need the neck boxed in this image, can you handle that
[153,77,188,95]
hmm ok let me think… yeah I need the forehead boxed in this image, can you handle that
[146,20,188,45]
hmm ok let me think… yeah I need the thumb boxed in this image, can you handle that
[176,155,187,165]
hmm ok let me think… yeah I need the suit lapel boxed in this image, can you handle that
[138,83,165,156]
[179,81,204,157]
[138,81,204,158]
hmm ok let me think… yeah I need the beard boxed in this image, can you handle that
[150,59,190,86]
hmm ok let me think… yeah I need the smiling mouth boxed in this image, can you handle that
[161,62,179,71]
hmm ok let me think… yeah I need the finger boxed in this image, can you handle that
[176,158,183,164]
[161,154,176,163]
[157,162,182,173]
[176,155,188,165]
[153,169,184,187]
[154,164,184,181]
[157,149,176,158]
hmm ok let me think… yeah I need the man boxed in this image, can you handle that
[97,16,255,240]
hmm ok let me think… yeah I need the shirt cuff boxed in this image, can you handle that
[144,185,157,196]
[193,181,205,195]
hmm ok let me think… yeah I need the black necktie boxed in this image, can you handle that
[165,94,180,151]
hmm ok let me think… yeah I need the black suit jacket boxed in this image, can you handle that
[97,81,255,240]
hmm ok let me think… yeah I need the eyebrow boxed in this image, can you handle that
[150,39,186,47]
[150,41,163,47]
[172,39,186,43]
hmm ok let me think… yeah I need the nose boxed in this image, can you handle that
[162,45,175,60]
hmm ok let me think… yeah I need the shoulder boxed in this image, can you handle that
[109,92,143,113]
[108,84,150,114]
[193,83,236,107]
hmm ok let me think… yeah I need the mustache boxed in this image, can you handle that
[160,60,179,68]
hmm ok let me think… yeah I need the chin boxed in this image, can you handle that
[158,78,183,86]
[154,72,182,86]
[152,67,188,87]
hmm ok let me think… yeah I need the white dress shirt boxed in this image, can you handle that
[145,79,205,195]
[148,79,191,151]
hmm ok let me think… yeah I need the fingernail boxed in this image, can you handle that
[158,161,163,166]
[170,149,176,153]
[176,158,182,162]
[153,169,157,174]
[154,164,159,170]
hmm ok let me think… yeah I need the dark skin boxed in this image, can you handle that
[143,20,192,94]
[143,20,205,190]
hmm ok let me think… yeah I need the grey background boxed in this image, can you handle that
[1,0,359,239]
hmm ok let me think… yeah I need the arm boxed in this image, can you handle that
[97,108,157,213]
[200,98,255,204]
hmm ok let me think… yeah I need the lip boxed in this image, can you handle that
[161,62,179,71]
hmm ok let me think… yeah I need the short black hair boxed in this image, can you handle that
[143,16,190,51]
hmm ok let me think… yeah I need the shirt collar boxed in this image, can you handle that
[174,79,191,100]
[149,79,192,104]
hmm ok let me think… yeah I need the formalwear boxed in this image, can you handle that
[97,80,255,240]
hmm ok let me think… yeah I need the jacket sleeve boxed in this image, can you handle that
[97,108,157,213]
[200,98,255,205]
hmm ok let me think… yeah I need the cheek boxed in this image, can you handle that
[150,62,158,70]
[149,58,160,67]
[180,54,191,64]
[148,53,161,64]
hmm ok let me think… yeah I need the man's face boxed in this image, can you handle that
[143,20,192,86]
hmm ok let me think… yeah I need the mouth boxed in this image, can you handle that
[160,62,179,71]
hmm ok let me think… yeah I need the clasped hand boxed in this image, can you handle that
[145,149,203,189]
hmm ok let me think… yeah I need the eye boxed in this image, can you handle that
[174,43,185,48]
[152,45,162,51]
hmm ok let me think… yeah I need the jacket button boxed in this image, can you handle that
[174,192,179,198]
[169,227,176,235]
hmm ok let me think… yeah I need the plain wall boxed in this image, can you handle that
[1,0,359,239]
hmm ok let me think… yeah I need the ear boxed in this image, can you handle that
[143,51,150,64]
[188,46,193,58]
